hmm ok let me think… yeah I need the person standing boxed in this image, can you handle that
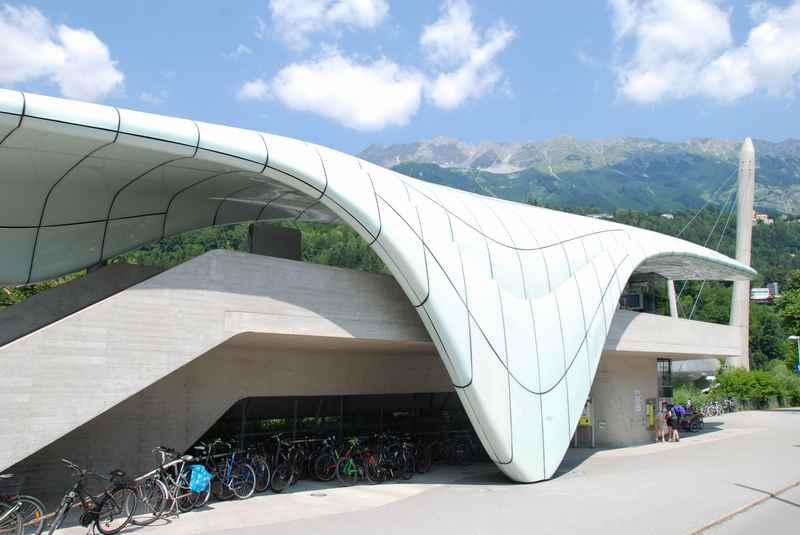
[655,402,668,442]
[667,404,681,442]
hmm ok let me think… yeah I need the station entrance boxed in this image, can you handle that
[197,392,488,463]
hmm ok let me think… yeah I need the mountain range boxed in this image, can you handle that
[359,137,800,214]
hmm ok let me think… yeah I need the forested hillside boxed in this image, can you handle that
[361,137,800,215]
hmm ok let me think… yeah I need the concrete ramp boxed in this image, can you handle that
[0,250,433,474]
[0,263,162,347]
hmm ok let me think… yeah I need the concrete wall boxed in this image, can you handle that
[0,250,430,473]
[606,309,742,358]
[9,332,448,507]
[590,353,658,448]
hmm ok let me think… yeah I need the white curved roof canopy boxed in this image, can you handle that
[0,90,755,482]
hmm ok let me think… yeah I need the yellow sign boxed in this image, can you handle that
[579,416,591,425]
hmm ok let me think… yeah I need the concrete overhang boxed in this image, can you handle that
[604,309,741,359]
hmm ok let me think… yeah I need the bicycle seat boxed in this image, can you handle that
[110,469,126,478]
[181,455,194,462]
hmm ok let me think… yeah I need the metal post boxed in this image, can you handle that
[292,399,298,440]
[239,399,247,448]
[667,279,679,318]
[339,396,344,438]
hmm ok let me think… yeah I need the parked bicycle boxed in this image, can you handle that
[47,459,137,535]
[203,440,256,501]
[0,474,45,535]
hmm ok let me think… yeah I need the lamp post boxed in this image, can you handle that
[789,335,800,373]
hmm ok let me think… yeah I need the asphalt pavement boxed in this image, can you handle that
[55,409,800,535]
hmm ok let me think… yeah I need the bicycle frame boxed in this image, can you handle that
[0,500,20,524]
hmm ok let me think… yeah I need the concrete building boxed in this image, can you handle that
[0,90,755,496]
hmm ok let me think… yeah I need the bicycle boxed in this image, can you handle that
[131,446,203,524]
[0,474,45,535]
[335,437,367,486]
[205,441,256,500]
[47,459,137,535]
[265,435,295,493]
[0,493,22,535]
[312,435,342,482]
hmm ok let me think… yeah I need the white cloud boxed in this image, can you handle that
[421,0,515,110]
[267,50,424,130]
[226,43,252,58]
[269,0,389,51]
[611,0,800,103]
[241,0,514,130]
[237,78,271,101]
[420,0,478,67]
[139,90,167,105]
[0,4,123,101]
[699,1,800,100]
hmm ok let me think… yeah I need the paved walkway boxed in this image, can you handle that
[55,410,800,535]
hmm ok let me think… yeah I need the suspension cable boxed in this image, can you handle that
[676,185,738,307]
[676,166,738,238]
[687,193,738,319]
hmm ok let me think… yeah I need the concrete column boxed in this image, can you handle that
[728,138,755,369]
[249,222,302,260]
[667,280,679,318]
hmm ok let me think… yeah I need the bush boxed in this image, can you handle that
[672,384,710,407]
[765,361,800,405]
[715,365,796,407]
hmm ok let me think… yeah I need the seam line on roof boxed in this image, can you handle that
[256,191,293,221]
[258,133,269,173]
[26,118,119,283]
[0,93,24,147]
[212,183,261,226]
[357,160,382,246]
[98,156,190,263]
[161,170,242,239]
[0,211,167,230]
[264,164,325,199]
[375,188,627,395]
[22,114,117,133]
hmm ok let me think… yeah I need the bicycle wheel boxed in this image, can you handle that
[95,487,136,535]
[0,501,22,535]
[398,454,414,480]
[231,464,256,500]
[131,478,167,526]
[270,462,293,493]
[174,472,196,512]
[313,453,336,482]
[252,457,271,493]
[16,496,45,535]
[363,455,382,485]
[191,479,211,510]
[336,457,360,486]
[289,450,305,483]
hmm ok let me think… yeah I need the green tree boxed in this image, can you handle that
[749,304,790,369]
[777,289,800,337]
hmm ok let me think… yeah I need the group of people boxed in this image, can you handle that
[655,401,686,443]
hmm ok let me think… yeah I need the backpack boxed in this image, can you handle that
[189,464,212,492]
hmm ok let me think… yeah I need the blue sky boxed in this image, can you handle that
[0,0,798,153]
